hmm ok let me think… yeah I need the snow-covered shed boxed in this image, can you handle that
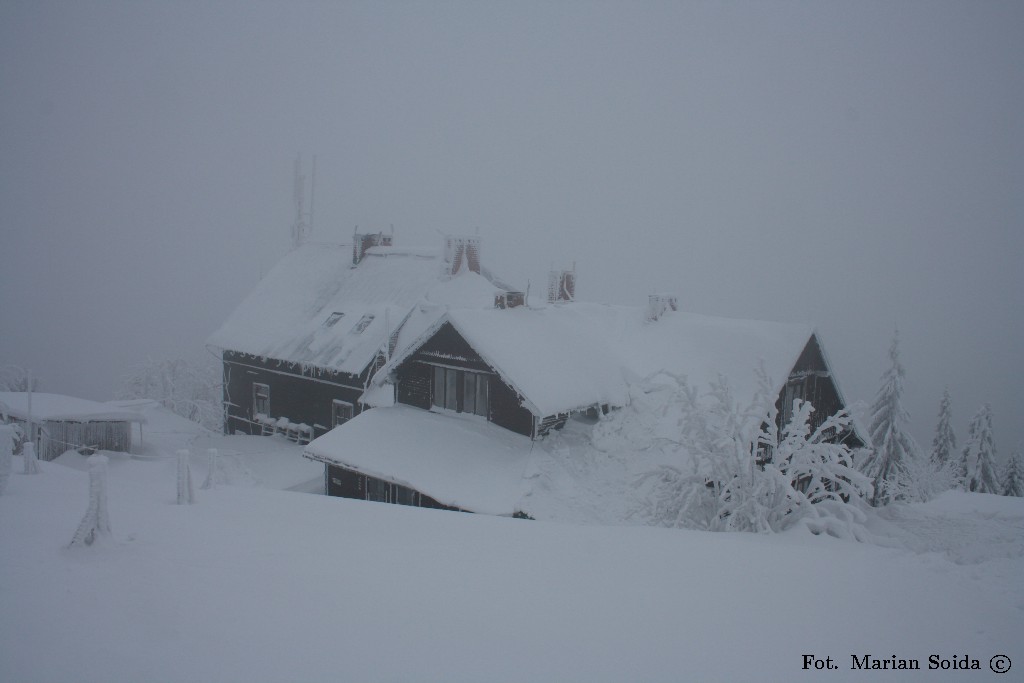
[206,234,509,440]
[0,392,145,461]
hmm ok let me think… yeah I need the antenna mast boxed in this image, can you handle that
[291,154,316,248]
[309,155,316,235]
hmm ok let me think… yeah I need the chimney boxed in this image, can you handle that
[547,264,576,303]
[494,291,525,309]
[646,293,678,321]
[352,231,393,266]
[442,235,481,278]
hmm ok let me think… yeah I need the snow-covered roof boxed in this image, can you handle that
[207,242,502,374]
[378,303,816,418]
[0,393,146,423]
[304,405,533,515]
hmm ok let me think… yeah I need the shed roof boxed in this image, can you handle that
[0,393,146,423]
[304,404,533,515]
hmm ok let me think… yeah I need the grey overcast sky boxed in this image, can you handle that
[1,1,1021,460]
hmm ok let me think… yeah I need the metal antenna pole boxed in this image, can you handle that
[309,155,317,237]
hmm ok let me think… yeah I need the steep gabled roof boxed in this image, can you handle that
[376,303,815,419]
[207,243,500,375]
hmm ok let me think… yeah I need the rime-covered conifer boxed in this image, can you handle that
[22,440,40,474]
[930,388,956,468]
[200,448,219,490]
[0,424,14,494]
[859,331,920,505]
[640,366,869,534]
[958,404,999,494]
[1001,447,1023,498]
[177,449,195,504]
[69,455,111,547]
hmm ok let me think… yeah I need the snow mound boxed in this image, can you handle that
[869,490,1024,565]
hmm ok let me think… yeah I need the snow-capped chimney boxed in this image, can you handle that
[547,265,575,303]
[352,231,393,266]
[494,291,525,309]
[646,293,678,321]
[442,235,481,279]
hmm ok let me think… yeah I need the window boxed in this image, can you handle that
[252,383,270,417]
[324,312,345,327]
[780,379,805,428]
[431,366,488,418]
[351,314,375,334]
[332,399,354,428]
[463,371,488,417]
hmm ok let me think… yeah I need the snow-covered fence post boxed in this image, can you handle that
[69,454,112,547]
[23,440,40,475]
[0,424,13,494]
[200,448,218,490]
[177,449,195,504]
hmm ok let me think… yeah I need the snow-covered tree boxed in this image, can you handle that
[177,449,195,504]
[859,331,921,506]
[883,444,955,503]
[69,455,112,547]
[958,404,999,494]
[22,440,40,475]
[0,365,39,392]
[0,423,14,494]
[1001,447,1023,498]
[930,387,956,467]
[640,367,870,534]
[118,356,221,431]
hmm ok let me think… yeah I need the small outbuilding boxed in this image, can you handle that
[0,392,146,461]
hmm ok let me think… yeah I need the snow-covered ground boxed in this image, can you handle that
[1,404,1021,682]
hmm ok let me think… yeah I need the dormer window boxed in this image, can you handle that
[351,314,375,334]
[324,312,345,328]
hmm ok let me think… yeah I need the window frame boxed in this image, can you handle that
[252,382,270,418]
[351,314,375,335]
[332,399,354,428]
[430,364,489,419]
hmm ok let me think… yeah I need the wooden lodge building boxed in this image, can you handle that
[207,233,500,443]
[209,234,862,517]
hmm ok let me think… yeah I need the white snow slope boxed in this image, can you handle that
[2,405,1022,682]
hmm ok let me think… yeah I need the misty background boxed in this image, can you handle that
[1,1,1021,460]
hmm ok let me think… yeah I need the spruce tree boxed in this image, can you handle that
[0,424,13,495]
[959,404,999,493]
[1001,446,1022,498]
[930,387,956,467]
[859,331,920,505]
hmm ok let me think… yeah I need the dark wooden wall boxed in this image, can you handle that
[326,464,462,511]
[775,335,861,446]
[222,351,368,438]
[489,379,534,437]
[394,322,535,438]
[396,361,431,409]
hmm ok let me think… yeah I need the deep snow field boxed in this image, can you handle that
[2,403,1022,682]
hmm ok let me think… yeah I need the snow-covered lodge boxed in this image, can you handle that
[208,234,861,515]
[0,392,145,461]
